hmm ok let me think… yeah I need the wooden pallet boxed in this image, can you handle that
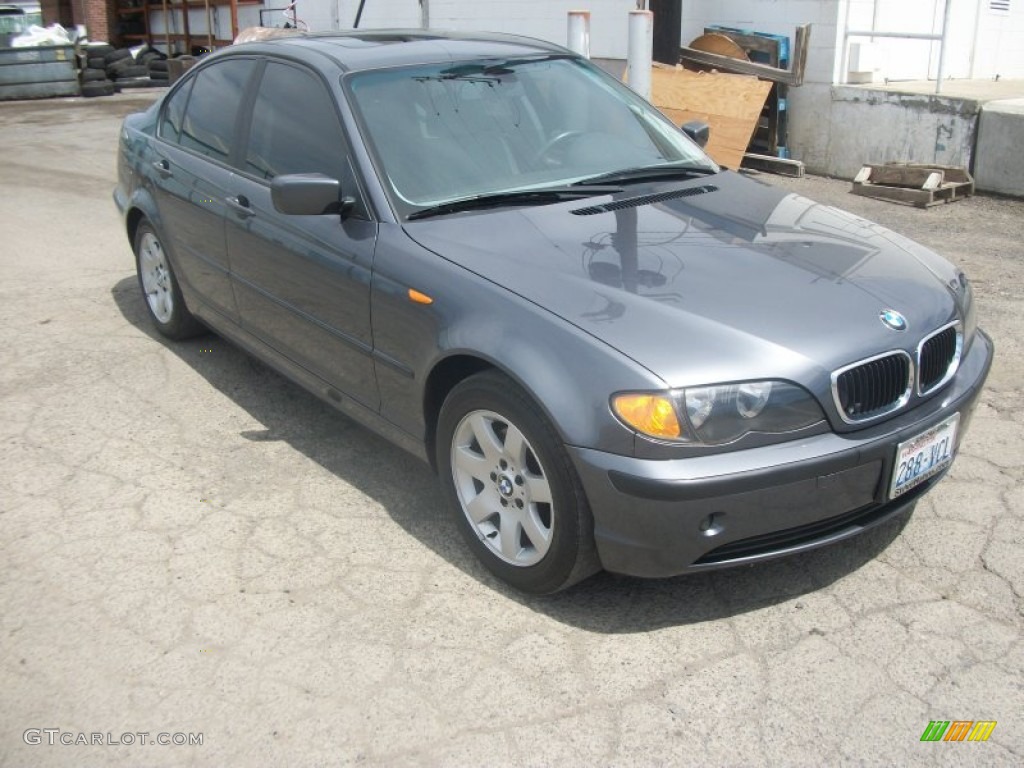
[851,163,975,208]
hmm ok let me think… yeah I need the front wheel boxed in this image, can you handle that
[437,371,599,594]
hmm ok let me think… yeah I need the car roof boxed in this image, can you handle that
[228,29,573,72]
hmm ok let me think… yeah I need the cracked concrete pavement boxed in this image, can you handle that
[1,93,1022,767]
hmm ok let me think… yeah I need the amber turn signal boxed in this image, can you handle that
[612,393,682,439]
[408,288,434,305]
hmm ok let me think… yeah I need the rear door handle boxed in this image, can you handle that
[152,158,172,179]
[226,195,255,219]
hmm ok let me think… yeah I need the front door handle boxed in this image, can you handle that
[226,195,255,219]
[152,158,172,179]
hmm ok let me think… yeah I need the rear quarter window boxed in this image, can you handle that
[157,78,194,144]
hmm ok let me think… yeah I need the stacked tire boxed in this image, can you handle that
[141,48,169,86]
[105,48,148,87]
[78,44,180,95]
[79,43,115,98]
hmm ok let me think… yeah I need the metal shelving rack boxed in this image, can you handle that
[116,0,260,53]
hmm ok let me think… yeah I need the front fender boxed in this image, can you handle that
[371,224,663,456]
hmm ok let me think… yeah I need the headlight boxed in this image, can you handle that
[613,380,824,446]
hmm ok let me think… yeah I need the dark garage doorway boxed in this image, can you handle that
[650,0,682,65]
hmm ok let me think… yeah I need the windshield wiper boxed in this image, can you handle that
[406,185,622,221]
[573,163,718,186]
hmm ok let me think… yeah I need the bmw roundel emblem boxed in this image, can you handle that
[879,309,908,331]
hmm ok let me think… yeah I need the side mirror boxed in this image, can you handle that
[271,173,352,216]
[681,121,710,149]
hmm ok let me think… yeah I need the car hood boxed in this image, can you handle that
[403,171,965,389]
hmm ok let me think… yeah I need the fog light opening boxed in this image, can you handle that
[699,513,725,537]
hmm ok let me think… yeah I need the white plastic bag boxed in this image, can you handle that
[11,23,72,48]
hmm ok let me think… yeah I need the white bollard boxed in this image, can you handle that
[626,10,654,100]
[567,10,591,58]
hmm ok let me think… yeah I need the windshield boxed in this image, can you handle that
[346,56,716,218]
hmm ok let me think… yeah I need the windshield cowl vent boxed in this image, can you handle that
[571,184,718,216]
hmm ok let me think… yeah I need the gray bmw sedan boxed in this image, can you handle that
[114,31,993,593]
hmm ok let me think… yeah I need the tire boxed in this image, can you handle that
[87,56,107,69]
[437,371,600,594]
[148,59,169,72]
[109,64,148,79]
[85,44,115,58]
[114,77,159,90]
[134,221,204,340]
[105,58,134,76]
[81,81,115,97]
[148,71,169,81]
[80,68,107,82]
[104,48,132,65]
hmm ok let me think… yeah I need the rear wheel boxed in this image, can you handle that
[134,221,204,339]
[437,371,599,594]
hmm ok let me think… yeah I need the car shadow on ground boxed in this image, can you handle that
[112,277,912,634]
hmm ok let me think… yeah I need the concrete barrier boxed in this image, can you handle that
[974,99,1024,198]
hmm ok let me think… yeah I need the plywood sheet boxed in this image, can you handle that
[649,65,772,170]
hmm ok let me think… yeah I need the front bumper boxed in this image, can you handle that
[570,330,994,578]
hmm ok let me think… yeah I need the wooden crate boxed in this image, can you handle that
[851,163,975,208]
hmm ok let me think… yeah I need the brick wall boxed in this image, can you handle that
[40,0,61,25]
[74,0,117,43]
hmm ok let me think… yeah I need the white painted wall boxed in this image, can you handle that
[176,1,1022,83]
[296,1,639,59]
[678,0,1024,84]
[839,0,1024,82]
[144,0,1022,182]
[971,0,1024,78]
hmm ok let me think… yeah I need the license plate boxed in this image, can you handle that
[889,413,960,499]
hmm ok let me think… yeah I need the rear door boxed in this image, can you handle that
[225,59,379,408]
[150,58,258,322]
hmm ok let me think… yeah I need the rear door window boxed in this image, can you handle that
[178,59,255,163]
